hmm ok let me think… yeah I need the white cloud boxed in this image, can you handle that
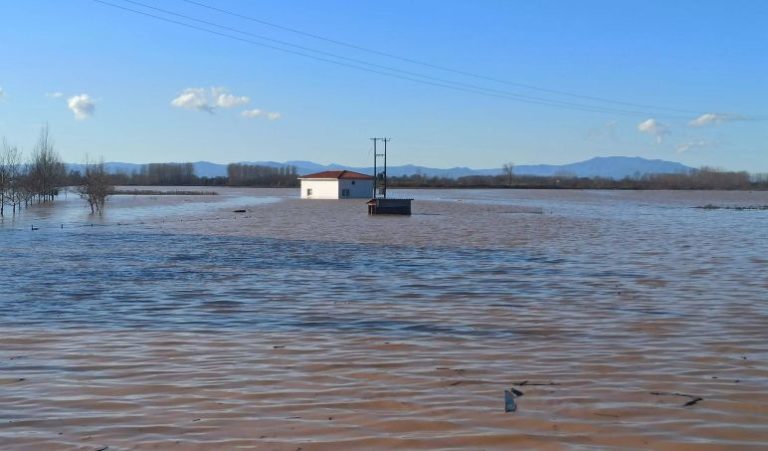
[637,118,669,144]
[216,92,249,108]
[46,92,64,99]
[689,113,748,128]
[241,109,263,118]
[676,139,715,153]
[241,109,282,120]
[171,87,250,113]
[0,86,5,100]
[171,87,213,113]
[67,94,95,120]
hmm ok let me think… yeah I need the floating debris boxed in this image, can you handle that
[513,380,559,387]
[504,387,524,412]
[696,204,768,211]
[650,391,704,407]
[711,376,741,383]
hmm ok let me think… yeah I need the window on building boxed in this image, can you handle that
[341,189,350,197]
[351,181,356,185]
[306,188,312,196]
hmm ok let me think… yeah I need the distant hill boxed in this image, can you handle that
[243,156,694,179]
[67,156,695,180]
[514,156,693,179]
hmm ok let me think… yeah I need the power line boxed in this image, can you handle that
[92,0,693,118]
[117,0,676,117]
[181,0,703,115]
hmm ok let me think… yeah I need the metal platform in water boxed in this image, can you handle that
[366,198,412,215]
[366,137,413,215]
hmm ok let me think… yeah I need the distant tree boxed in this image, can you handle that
[78,157,112,214]
[137,162,198,185]
[502,162,515,186]
[226,163,298,186]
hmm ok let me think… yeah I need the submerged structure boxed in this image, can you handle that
[299,170,374,199]
[366,138,412,215]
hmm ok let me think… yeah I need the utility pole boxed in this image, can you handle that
[370,138,378,198]
[370,137,390,199]
[382,138,390,199]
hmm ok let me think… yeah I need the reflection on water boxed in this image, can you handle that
[1,188,767,449]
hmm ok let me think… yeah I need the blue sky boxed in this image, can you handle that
[1,0,766,171]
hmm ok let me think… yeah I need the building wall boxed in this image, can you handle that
[338,179,373,199]
[300,179,339,199]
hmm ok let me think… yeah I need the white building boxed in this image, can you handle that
[298,170,374,199]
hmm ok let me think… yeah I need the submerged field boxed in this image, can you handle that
[1,188,767,450]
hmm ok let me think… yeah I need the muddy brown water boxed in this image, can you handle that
[1,188,767,450]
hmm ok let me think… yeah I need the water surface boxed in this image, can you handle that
[1,188,767,449]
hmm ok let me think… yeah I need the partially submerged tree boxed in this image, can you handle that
[78,158,112,214]
[0,139,9,217]
[1,138,27,215]
[28,125,65,203]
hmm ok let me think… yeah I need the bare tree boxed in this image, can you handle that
[78,157,112,214]
[502,162,515,187]
[0,138,8,216]
[1,138,26,215]
[29,124,65,203]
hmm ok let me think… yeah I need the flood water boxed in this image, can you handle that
[1,188,767,450]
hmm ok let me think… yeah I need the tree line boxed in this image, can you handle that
[1,126,68,216]
[227,163,298,186]
[96,163,299,187]
[387,167,767,190]
[1,129,300,217]
[0,131,302,217]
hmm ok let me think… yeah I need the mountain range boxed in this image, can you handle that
[68,156,694,180]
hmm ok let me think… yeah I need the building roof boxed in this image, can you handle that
[299,170,374,180]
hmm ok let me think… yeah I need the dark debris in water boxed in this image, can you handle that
[696,204,768,211]
[712,376,741,383]
[650,391,704,407]
[504,387,524,413]
[514,380,559,387]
